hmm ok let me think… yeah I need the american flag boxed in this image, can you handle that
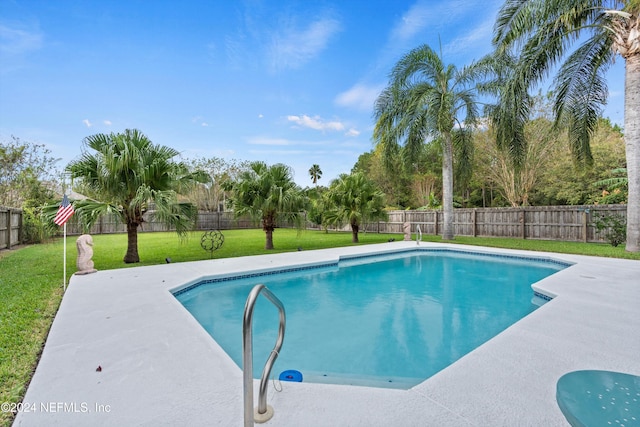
[54,194,75,226]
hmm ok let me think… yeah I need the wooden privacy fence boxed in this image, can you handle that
[58,204,627,244]
[0,207,22,249]
[63,211,258,235]
[364,205,626,243]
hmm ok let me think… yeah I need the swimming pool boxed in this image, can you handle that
[174,249,569,389]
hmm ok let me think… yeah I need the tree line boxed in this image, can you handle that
[0,120,627,263]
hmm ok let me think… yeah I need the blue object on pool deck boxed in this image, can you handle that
[279,370,303,382]
[556,370,640,427]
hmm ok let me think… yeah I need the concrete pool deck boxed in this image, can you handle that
[14,241,640,426]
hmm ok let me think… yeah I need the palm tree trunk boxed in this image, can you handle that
[625,53,640,252]
[124,221,140,263]
[263,214,275,250]
[265,228,274,250]
[442,133,455,240]
[351,222,359,243]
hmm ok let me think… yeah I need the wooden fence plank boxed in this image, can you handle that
[0,207,23,249]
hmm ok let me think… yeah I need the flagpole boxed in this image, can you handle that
[55,185,74,292]
[63,222,67,292]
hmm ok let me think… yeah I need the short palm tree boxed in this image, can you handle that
[373,44,478,240]
[66,129,208,263]
[231,161,307,249]
[309,164,322,186]
[492,0,640,252]
[324,172,387,243]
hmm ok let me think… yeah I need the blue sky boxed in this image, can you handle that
[0,0,625,187]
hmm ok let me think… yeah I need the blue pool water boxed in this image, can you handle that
[175,249,568,389]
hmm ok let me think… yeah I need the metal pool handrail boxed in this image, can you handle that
[416,224,422,245]
[242,284,286,426]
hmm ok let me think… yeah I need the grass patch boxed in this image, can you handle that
[422,235,640,260]
[1,227,638,426]
[0,244,64,427]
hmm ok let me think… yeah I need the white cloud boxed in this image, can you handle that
[268,17,341,72]
[335,83,384,112]
[82,119,92,128]
[391,3,431,41]
[345,128,360,137]
[389,0,472,42]
[192,116,209,127]
[0,24,43,55]
[249,149,307,156]
[258,114,264,119]
[247,137,293,146]
[103,120,112,126]
[287,115,345,132]
[444,18,494,57]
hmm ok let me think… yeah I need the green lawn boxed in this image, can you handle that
[0,228,638,426]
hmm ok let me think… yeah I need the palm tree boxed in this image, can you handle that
[309,164,323,186]
[492,0,640,252]
[231,161,307,249]
[66,129,208,263]
[324,172,387,243]
[373,44,478,240]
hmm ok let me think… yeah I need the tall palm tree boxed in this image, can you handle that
[492,0,640,252]
[324,172,387,243]
[66,129,208,263]
[231,161,307,249]
[373,44,478,240]
[309,164,323,186]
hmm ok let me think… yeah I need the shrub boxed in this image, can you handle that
[21,206,57,244]
[21,207,45,243]
[592,212,627,247]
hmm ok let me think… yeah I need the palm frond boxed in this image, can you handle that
[553,28,613,164]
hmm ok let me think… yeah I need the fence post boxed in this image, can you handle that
[5,209,11,249]
[434,211,439,236]
[582,210,588,243]
[471,209,477,237]
[521,209,526,239]
[17,209,23,245]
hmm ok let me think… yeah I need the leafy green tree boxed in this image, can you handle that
[530,118,627,205]
[184,157,250,212]
[308,164,322,186]
[65,129,208,263]
[374,44,478,239]
[324,172,387,243]
[0,136,60,208]
[352,147,415,208]
[492,0,640,251]
[473,92,561,206]
[230,161,307,249]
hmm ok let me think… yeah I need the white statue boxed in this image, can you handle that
[403,222,412,241]
[75,234,97,275]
